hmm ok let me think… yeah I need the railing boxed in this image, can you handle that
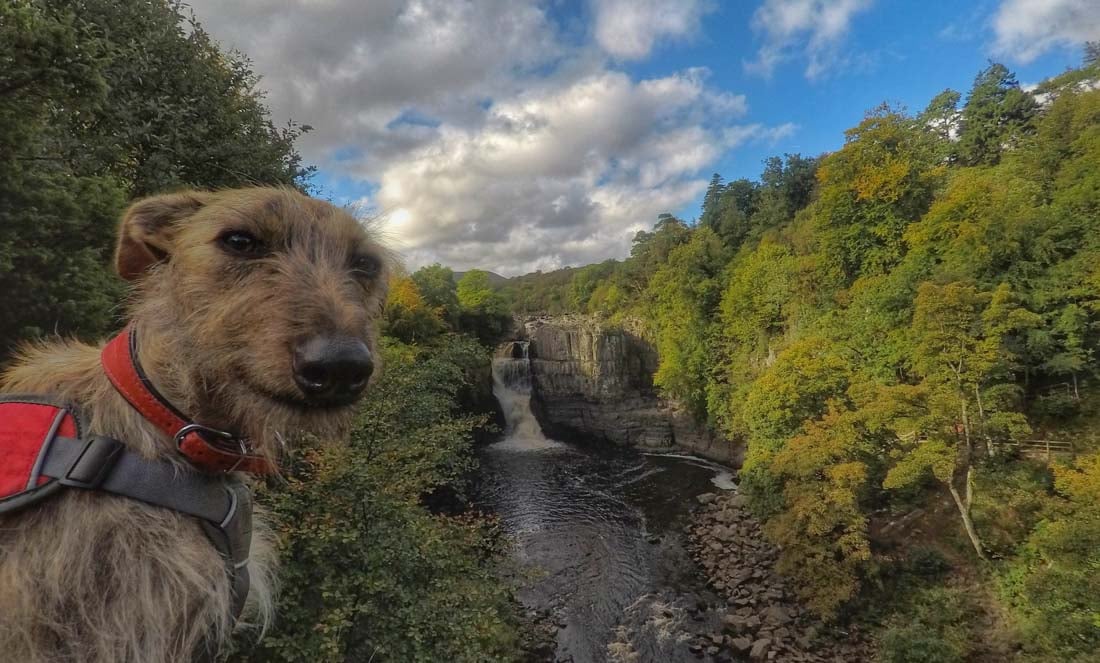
[898,431,1076,463]
[996,439,1075,462]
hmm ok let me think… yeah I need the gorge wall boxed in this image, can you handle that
[519,315,742,465]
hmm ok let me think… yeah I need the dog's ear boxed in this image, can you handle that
[115,192,210,281]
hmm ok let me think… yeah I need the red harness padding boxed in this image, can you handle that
[0,399,79,503]
[0,395,256,620]
[101,327,273,475]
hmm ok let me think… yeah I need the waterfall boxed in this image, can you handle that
[491,341,561,450]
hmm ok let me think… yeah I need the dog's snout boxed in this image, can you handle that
[292,336,373,403]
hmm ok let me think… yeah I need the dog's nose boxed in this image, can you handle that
[292,336,373,403]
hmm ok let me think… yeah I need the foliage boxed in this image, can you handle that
[383,276,447,344]
[411,263,462,325]
[765,405,874,617]
[1000,453,1100,661]
[876,586,976,663]
[0,0,311,356]
[455,270,512,344]
[644,228,729,417]
[233,336,520,663]
[489,57,1100,641]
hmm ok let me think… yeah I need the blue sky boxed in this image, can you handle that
[617,0,1085,211]
[192,0,1097,275]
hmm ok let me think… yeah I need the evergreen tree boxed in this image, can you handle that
[957,63,1038,166]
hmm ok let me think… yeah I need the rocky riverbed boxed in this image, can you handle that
[685,492,875,662]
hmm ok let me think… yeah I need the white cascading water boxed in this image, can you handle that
[491,341,562,451]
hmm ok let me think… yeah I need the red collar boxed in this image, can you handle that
[101,327,274,475]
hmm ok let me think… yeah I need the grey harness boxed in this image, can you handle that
[0,398,253,619]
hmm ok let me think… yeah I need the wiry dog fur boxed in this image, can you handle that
[0,188,389,662]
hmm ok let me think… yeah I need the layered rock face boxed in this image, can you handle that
[522,315,741,464]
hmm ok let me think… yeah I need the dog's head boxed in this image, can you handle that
[115,187,390,448]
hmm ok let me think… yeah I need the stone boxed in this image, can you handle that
[730,636,753,653]
[764,605,791,626]
[697,492,718,505]
[750,638,772,660]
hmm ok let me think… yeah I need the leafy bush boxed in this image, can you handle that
[232,335,521,662]
[876,587,974,663]
[998,454,1100,662]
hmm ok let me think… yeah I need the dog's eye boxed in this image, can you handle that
[352,254,382,278]
[219,231,265,257]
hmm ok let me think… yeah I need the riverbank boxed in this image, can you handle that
[686,493,875,662]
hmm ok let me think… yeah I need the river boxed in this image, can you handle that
[477,344,737,663]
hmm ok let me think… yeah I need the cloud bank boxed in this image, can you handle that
[992,0,1100,63]
[186,0,792,274]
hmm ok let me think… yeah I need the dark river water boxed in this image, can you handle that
[476,351,736,663]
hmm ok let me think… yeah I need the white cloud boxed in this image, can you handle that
[591,0,714,60]
[745,0,874,79]
[185,0,790,275]
[992,0,1100,63]
[373,69,768,274]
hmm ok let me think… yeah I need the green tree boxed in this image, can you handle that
[884,282,1037,560]
[0,0,313,356]
[813,107,942,282]
[645,228,729,417]
[0,1,125,355]
[766,405,874,618]
[456,270,510,344]
[236,337,520,662]
[411,264,461,325]
[957,63,1038,166]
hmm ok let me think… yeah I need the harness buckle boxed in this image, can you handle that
[59,436,124,489]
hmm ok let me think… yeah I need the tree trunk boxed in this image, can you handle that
[960,400,973,455]
[974,386,994,458]
[948,474,987,561]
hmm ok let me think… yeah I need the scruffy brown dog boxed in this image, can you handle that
[0,188,389,662]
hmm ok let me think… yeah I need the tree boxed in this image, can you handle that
[0,0,313,356]
[957,63,1038,166]
[920,89,962,160]
[237,337,521,661]
[767,405,874,618]
[1002,453,1100,660]
[884,282,1037,560]
[813,107,942,282]
[456,270,510,344]
[700,173,725,230]
[65,0,313,196]
[383,277,447,344]
[644,228,729,417]
[0,1,125,355]
[411,263,461,324]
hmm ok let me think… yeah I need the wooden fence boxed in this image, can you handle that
[995,439,1075,462]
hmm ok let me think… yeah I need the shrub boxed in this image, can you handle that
[232,335,521,662]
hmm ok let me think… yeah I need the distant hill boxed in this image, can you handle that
[452,270,509,286]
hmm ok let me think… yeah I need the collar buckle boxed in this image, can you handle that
[173,422,237,449]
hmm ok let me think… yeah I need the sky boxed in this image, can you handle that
[185,0,1100,276]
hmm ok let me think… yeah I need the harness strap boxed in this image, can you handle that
[38,434,253,619]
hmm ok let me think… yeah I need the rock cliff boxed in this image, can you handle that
[521,315,742,464]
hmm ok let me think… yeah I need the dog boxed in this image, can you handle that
[0,187,389,662]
